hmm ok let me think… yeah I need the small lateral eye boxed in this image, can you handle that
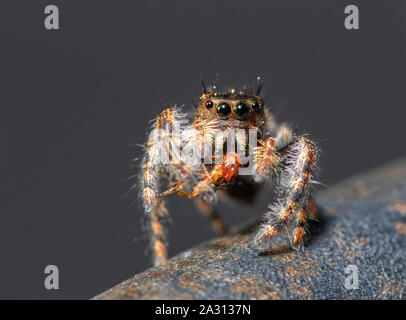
[234,103,249,119]
[252,101,260,110]
[217,102,231,118]
[205,101,214,109]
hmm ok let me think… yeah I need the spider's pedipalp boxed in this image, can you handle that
[252,115,294,182]
[252,137,279,182]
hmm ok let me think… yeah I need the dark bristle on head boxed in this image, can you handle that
[201,79,207,94]
[256,83,263,96]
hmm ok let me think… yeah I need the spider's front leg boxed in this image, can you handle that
[141,107,193,266]
[253,134,318,248]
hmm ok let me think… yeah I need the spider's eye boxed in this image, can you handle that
[217,102,231,118]
[205,101,214,109]
[234,103,249,119]
[252,101,260,110]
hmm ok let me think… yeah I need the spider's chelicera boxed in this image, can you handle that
[139,80,319,266]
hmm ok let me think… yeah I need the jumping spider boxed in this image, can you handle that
[139,80,319,266]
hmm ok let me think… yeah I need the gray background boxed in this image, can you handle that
[0,0,405,299]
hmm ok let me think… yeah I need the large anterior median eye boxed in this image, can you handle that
[217,102,231,118]
[234,103,249,119]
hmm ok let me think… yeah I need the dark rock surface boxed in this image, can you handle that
[94,158,406,299]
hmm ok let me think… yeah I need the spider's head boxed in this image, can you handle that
[194,89,266,131]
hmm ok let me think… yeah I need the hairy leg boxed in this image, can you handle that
[255,137,317,247]
[141,107,190,266]
[148,198,168,266]
[291,197,319,247]
[253,124,294,182]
